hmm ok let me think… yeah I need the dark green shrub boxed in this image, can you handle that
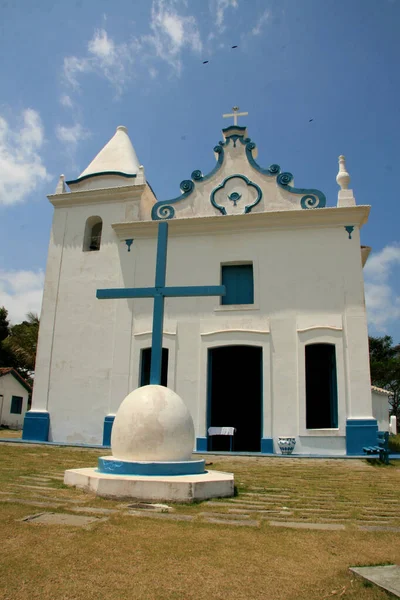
[388,434,400,453]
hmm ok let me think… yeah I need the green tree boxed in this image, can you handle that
[369,335,400,419]
[2,311,39,385]
[0,307,17,369]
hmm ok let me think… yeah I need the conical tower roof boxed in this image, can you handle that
[78,125,140,179]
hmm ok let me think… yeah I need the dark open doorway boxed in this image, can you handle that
[305,343,338,429]
[208,345,262,452]
[140,347,169,387]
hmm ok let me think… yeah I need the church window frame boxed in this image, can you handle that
[131,332,177,392]
[305,342,338,430]
[297,327,345,437]
[83,216,103,252]
[219,262,254,307]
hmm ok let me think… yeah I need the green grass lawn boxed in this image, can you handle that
[0,443,399,600]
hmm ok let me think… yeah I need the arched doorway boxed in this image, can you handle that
[207,345,262,452]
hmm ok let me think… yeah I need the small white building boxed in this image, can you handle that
[23,121,384,455]
[371,386,392,432]
[0,368,31,429]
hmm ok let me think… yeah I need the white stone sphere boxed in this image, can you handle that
[111,385,195,462]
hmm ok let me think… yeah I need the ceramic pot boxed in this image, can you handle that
[278,437,296,455]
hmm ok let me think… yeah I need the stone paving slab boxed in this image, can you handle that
[14,484,57,491]
[204,517,259,527]
[199,511,251,520]
[21,512,109,527]
[269,520,346,531]
[227,508,294,516]
[0,498,62,508]
[70,506,119,515]
[127,511,194,521]
[358,525,400,532]
[350,565,400,598]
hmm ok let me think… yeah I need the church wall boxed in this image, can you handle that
[29,194,372,453]
[124,221,371,455]
[32,200,131,444]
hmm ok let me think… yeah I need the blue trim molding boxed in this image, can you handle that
[346,418,378,455]
[151,131,326,220]
[261,438,274,454]
[102,415,115,446]
[196,437,208,452]
[98,457,206,476]
[210,174,262,215]
[66,171,137,186]
[125,239,133,252]
[22,411,50,442]
[345,226,354,239]
[152,145,225,220]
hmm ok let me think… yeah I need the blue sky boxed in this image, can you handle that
[0,0,399,341]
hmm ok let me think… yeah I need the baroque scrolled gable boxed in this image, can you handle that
[151,126,326,220]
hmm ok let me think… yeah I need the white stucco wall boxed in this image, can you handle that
[29,127,373,454]
[0,374,29,429]
[32,207,372,452]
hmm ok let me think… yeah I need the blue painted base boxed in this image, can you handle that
[102,415,115,446]
[196,437,208,452]
[261,438,274,453]
[346,419,378,455]
[98,457,206,476]
[22,411,50,442]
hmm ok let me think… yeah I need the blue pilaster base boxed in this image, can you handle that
[102,415,115,447]
[346,419,378,455]
[22,411,50,442]
[196,437,208,452]
[261,438,274,453]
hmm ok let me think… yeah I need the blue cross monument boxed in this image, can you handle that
[97,222,226,385]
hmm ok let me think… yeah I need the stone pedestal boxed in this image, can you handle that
[64,468,234,502]
[64,385,234,502]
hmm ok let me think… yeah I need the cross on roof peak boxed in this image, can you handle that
[222,106,248,126]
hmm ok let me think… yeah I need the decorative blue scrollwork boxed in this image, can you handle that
[191,169,203,181]
[211,174,262,215]
[151,130,326,220]
[151,144,225,220]
[245,142,282,177]
[345,225,354,239]
[180,180,194,193]
[277,172,326,209]
[228,191,242,206]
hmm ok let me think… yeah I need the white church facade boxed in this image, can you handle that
[23,119,383,455]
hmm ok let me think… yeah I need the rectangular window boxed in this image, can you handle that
[10,396,23,414]
[221,264,254,305]
[140,348,169,387]
[305,344,338,429]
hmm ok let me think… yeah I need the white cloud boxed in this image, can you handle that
[88,28,115,60]
[56,123,90,146]
[62,2,203,92]
[63,28,137,95]
[213,0,238,31]
[251,9,270,36]
[364,245,400,332]
[60,94,73,109]
[0,109,51,206]
[0,269,44,324]
[145,0,202,75]
[63,55,90,88]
